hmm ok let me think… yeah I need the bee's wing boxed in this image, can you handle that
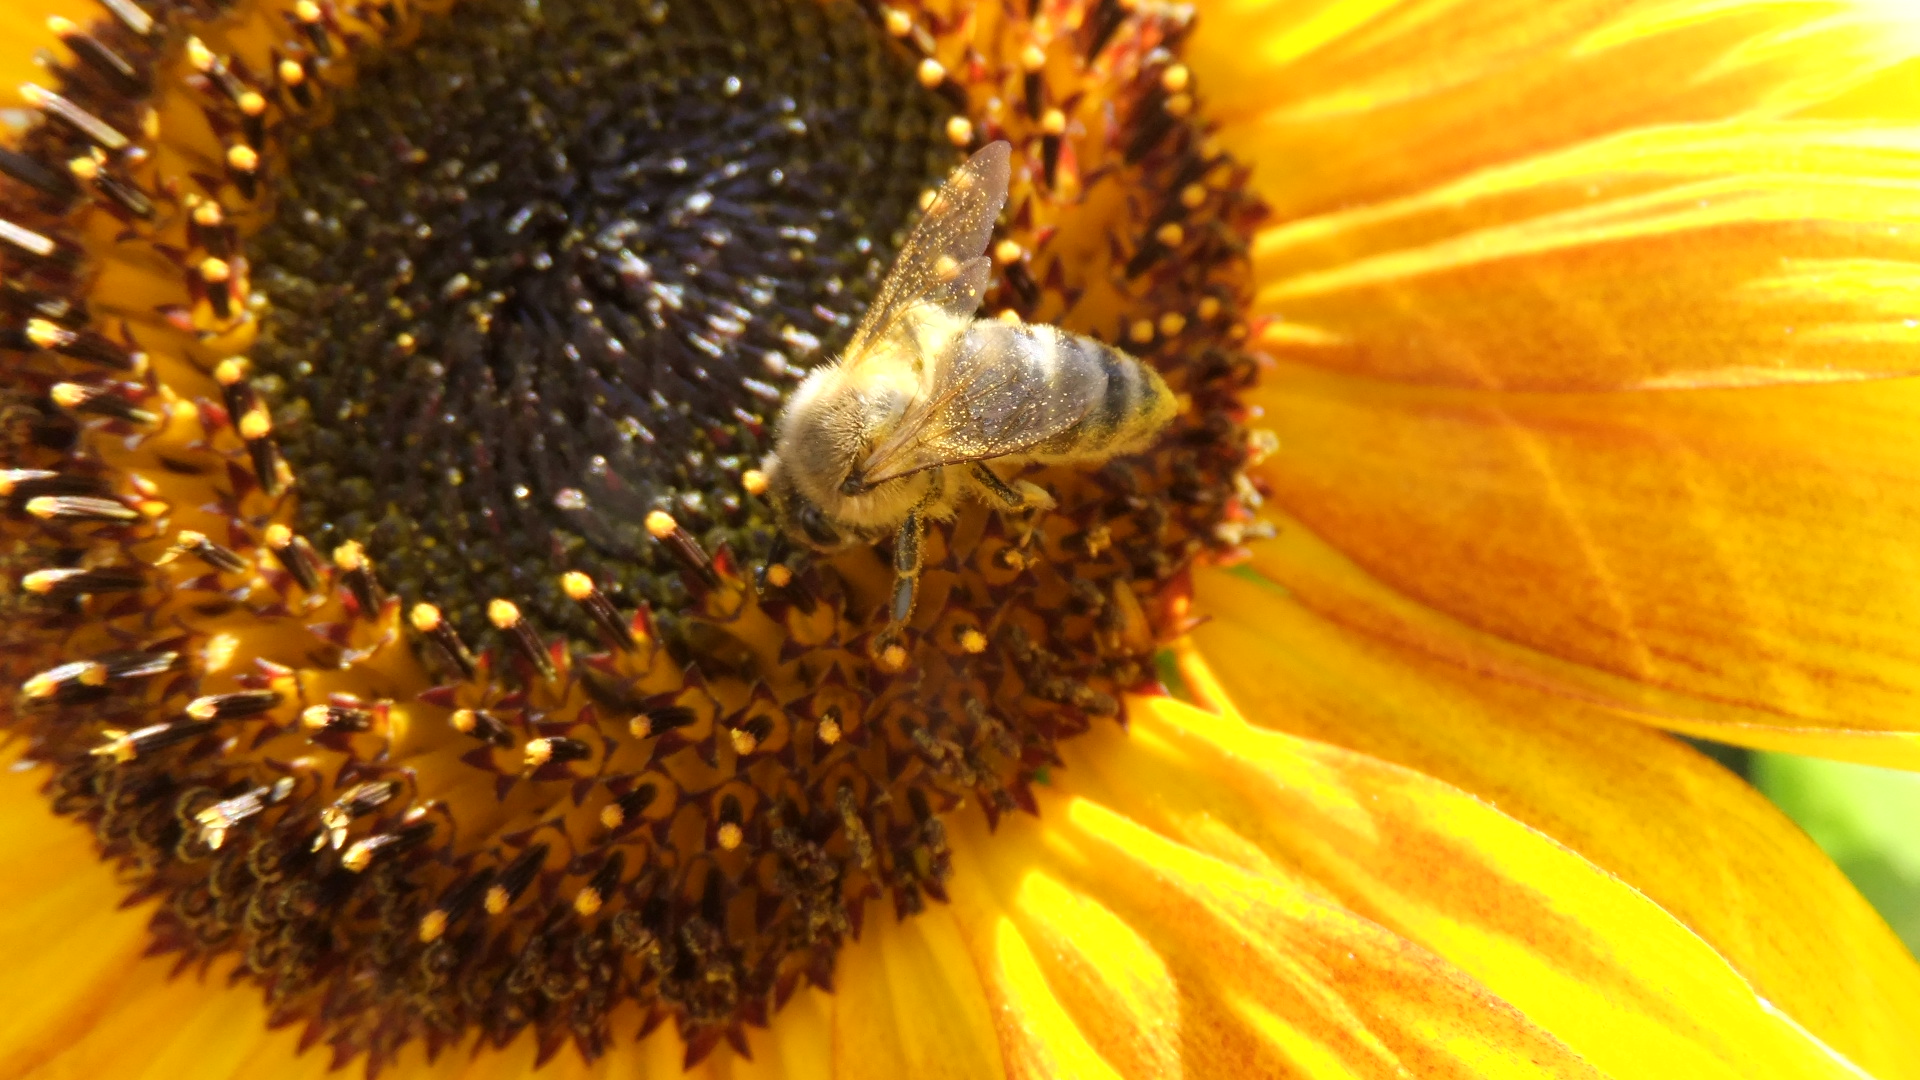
[841,142,1012,365]
[857,327,1105,485]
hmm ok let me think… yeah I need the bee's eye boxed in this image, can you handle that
[796,502,844,548]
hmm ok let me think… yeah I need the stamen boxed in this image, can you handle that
[331,541,382,614]
[317,781,402,850]
[485,844,548,915]
[20,83,130,150]
[49,381,154,425]
[21,565,143,596]
[0,147,77,199]
[645,510,720,589]
[449,708,516,748]
[98,0,154,37]
[561,571,634,651]
[264,523,321,592]
[489,598,556,681]
[0,217,57,258]
[185,690,281,722]
[410,602,478,678]
[574,851,625,917]
[24,494,139,522]
[342,817,434,872]
[157,529,249,574]
[302,702,373,735]
[23,318,144,371]
[194,778,294,850]
[90,720,215,764]
[48,16,147,96]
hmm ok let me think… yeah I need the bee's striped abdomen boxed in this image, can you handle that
[1007,322,1175,461]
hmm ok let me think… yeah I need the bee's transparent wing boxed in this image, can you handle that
[857,326,1105,485]
[841,142,1012,364]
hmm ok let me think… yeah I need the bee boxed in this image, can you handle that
[760,141,1177,633]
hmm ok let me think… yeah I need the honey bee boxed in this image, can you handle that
[760,141,1177,632]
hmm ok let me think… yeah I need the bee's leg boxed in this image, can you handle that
[889,507,926,627]
[970,463,1051,553]
[969,462,1053,512]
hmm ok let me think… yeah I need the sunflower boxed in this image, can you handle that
[2,0,1919,1074]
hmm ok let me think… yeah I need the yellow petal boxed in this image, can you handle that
[1186,563,1920,1078]
[947,776,1601,1079]
[1053,699,1876,1079]
[1251,122,1920,391]
[829,901,1007,1080]
[1190,0,1920,222]
[1245,360,1920,762]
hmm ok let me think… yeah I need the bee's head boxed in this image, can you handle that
[761,453,848,550]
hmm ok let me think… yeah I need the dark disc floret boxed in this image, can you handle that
[250,0,953,646]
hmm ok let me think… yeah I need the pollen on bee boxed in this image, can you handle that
[740,469,769,496]
[945,116,973,146]
[995,309,1022,325]
[933,254,959,280]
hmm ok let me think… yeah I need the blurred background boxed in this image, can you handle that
[1699,743,1920,957]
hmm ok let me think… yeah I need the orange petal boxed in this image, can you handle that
[1250,122,1920,391]
[1049,699,1879,1079]
[1244,361,1920,762]
[1189,0,1920,222]
[1185,567,1920,1078]
[828,901,1007,1080]
[946,774,1601,1079]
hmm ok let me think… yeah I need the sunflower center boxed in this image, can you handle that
[1,0,1264,1068]
[251,0,949,645]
